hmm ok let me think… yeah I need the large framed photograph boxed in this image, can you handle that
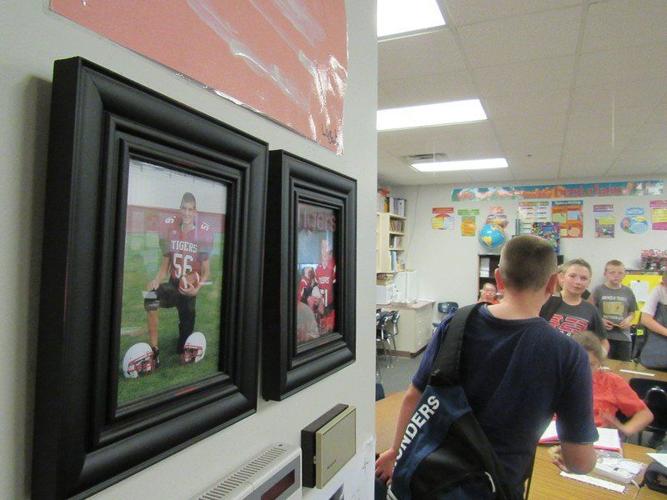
[262,151,356,400]
[33,58,267,498]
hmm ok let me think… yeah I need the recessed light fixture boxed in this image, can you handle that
[377,0,446,38]
[411,158,509,173]
[377,99,487,131]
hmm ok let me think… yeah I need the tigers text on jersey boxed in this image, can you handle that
[159,215,213,279]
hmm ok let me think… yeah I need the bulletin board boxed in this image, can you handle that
[622,273,662,324]
[50,0,348,153]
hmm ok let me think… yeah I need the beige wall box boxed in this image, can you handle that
[301,404,356,488]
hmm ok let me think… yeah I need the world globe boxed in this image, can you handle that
[478,223,506,250]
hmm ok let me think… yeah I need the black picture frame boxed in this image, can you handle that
[262,151,356,401]
[32,57,267,499]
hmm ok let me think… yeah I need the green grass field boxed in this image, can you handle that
[117,232,223,406]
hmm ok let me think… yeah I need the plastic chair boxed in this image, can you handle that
[375,382,386,401]
[376,310,395,368]
[385,310,400,353]
[432,301,459,329]
[629,378,667,446]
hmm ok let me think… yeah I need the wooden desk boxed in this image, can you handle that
[375,391,404,453]
[605,359,667,383]
[376,392,663,498]
[378,301,435,356]
[528,444,658,499]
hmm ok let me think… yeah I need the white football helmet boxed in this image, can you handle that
[182,331,206,363]
[122,342,155,378]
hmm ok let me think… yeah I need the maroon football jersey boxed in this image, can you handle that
[159,215,213,280]
[315,259,336,308]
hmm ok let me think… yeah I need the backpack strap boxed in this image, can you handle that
[429,302,484,387]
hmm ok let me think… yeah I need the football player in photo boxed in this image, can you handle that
[144,192,212,367]
[315,238,336,335]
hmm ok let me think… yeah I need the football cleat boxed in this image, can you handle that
[151,345,160,369]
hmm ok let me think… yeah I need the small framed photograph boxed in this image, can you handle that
[262,151,356,400]
[32,57,267,498]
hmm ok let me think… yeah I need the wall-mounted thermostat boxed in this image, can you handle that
[301,404,356,489]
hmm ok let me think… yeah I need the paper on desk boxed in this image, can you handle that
[538,420,559,443]
[560,472,626,493]
[595,428,622,452]
[648,453,667,468]
[539,423,621,451]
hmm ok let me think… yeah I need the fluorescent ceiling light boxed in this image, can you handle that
[412,158,509,173]
[377,100,487,131]
[377,0,445,38]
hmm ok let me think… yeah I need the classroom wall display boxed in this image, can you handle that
[516,201,550,234]
[432,207,455,230]
[451,181,663,202]
[50,0,348,153]
[621,207,649,234]
[457,209,479,237]
[33,58,267,498]
[263,151,356,401]
[551,200,583,238]
[531,222,561,254]
[593,204,615,238]
[650,201,667,230]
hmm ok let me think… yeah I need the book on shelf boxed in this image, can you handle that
[390,219,404,232]
[377,196,406,217]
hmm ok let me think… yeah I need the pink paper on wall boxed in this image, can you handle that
[51,0,348,153]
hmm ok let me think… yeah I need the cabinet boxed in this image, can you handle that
[376,212,406,273]
[385,301,434,356]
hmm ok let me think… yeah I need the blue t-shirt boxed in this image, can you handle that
[412,305,597,488]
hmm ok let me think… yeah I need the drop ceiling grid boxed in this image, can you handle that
[377,0,667,186]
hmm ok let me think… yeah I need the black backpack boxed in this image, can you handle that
[390,304,520,500]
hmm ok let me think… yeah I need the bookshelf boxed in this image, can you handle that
[376,212,406,273]
[478,253,564,296]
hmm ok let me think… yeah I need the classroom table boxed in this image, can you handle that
[605,359,667,383]
[375,391,663,499]
[375,391,405,452]
[528,444,659,499]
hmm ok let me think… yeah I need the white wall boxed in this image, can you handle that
[389,180,667,312]
[0,2,377,499]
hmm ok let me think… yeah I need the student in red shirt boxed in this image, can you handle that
[573,331,653,436]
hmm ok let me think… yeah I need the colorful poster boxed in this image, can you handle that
[593,204,615,238]
[517,201,550,234]
[457,208,479,237]
[650,200,667,230]
[51,0,348,153]
[551,200,583,238]
[621,207,649,234]
[451,181,663,201]
[531,222,560,253]
[432,207,454,230]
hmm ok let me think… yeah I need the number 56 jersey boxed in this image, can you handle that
[159,215,213,280]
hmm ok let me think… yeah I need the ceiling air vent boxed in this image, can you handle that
[403,152,448,164]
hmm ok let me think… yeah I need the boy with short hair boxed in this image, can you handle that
[144,192,212,366]
[591,260,638,361]
[478,282,499,304]
[540,258,609,351]
[375,235,597,497]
